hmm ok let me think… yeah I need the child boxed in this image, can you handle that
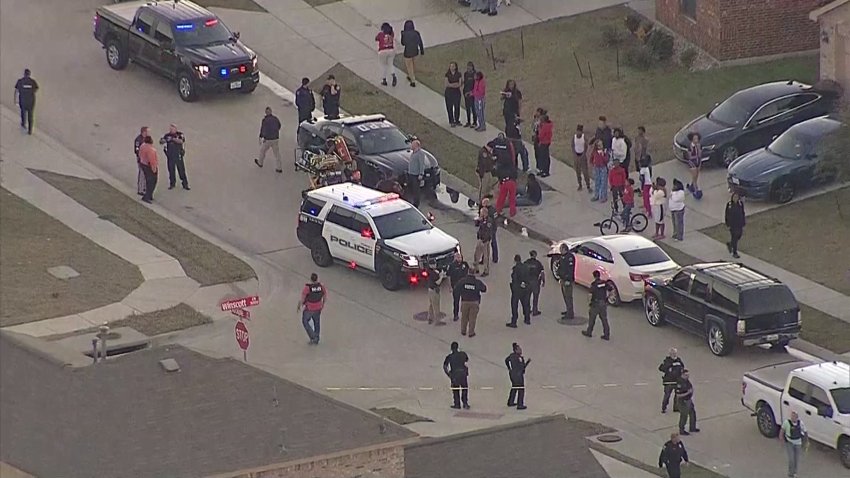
[572,124,590,191]
[608,159,627,213]
[621,178,635,230]
[639,156,653,215]
[650,177,668,240]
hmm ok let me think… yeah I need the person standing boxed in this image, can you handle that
[254,107,283,172]
[134,126,151,196]
[443,341,470,409]
[621,178,636,230]
[400,20,424,87]
[462,62,477,127]
[500,80,523,131]
[505,115,528,172]
[633,126,649,174]
[476,144,495,203]
[320,75,341,119]
[295,77,316,124]
[658,432,689,478]
[159,124,189,191]
[639,156,653,214]
[444,62,463,126]
[531,108,545,170]
[375,23,397,87]
[608,159,627,213]
[781,411,808,478]
[651,177,668,240]
[724,193,745,259]
[481,196,500,264]
[595,116,613,152]
[536,114,553,177]
[659,348,685,414]
[298,272,326,345]
[582,270,612,340]
[471,71,486,131]
[447,253,470,321]
[611,128,627,165]
[487,0,500,16]
[407,139,426,208]
[669,179,686,241]
[492,133,518,218]
[138,136,159,204]
[686,132,703,197]
[455,269,487,337]
[525,251,545,316]
[572,124,591,191]
[505,343,529,409]
[426,264,446,325]
[590,140,609,203]
[14,69,38,135]
[473,207,492,276]
[675,369,700,435]
[506,254,531,328]
[556,243,576,321]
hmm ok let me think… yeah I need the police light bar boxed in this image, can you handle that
[204,19,219,27]
[352,193,399,208]
[175,23,194,30]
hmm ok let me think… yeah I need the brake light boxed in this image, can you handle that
[409,275,419,285]
[630,272,649,282]
[239,65,247,74]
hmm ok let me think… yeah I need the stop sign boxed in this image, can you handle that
[235,321,249,350]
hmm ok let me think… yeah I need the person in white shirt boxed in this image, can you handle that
[611,128,627,165]
[571,124,590,191]
[669,179,686,241]
[650,177,667,240]
[639,157,653,214]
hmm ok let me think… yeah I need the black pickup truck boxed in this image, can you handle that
[93,0,259,101]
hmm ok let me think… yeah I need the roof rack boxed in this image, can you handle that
[699,262,779,287]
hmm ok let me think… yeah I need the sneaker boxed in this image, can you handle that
[450,404,461,409]
[690,428,701,433]
[732,253,740,259]
[254,158,263,168]
[516,405,527,410]
[680,430,690,436]
[275,169,283,173]
[505,323,517,328]
[168,185,175,190]
[450,123,457,128]
[464,122,471,128]
[461,331,467,336]
[532,311,541,316]
[391,74,397,87]
[726,242,733,253]
[507,401,515,407]
[523,319,531,325]
[581,330,592,338]
[453,316,459,322]
[381,79,388,86]
[141,198,152,204]
[410,82,416,87]
[661,409,667,414]
[488,11,497,15]
[468,333,476,337]
[577,185,583,191]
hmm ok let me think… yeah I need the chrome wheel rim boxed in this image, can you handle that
[606,285,619,305]
[709,326,724,354]
[645,297,660,324]
[107,45,119,66]
[179,77,191,98]
[757,408,773,435]
[723,146,738,165]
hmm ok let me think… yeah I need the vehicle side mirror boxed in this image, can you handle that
[772,135,778,141]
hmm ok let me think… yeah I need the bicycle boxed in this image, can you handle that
[595,201,648,235]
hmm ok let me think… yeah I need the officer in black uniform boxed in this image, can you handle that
[295,77,316,124]
[443,341,470,409]
[160,124,190,190]
[659,347,685,413]
[480,195,499,264]
[658,432,689,478]
[582,270,612,340]
[556,243,577,321]
[506,254,531,328]
[505,342,530,410]
[14,69,39,135]
[447,253,470,322]
[675,369,699,435]
[525,251,545,316]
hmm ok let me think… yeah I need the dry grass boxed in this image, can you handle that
[193,0,267,12]
[32,171,256,287]
[0,188,143,326]
[46,303,212,340]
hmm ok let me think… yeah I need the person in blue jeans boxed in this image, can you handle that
[589,140,609,202]
[298,273,327,345]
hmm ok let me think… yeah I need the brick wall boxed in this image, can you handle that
[655,0,724,57]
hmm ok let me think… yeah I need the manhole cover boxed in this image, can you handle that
[597,434,623,443]
[557,316,588,326]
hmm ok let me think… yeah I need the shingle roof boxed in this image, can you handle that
[0,333,415,478]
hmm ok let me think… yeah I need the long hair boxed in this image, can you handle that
[403,20,414,31]
[446,61,458,76]
[381,22,393,36]
[504,79,516,91]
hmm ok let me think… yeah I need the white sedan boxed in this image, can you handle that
[547,235,679,305]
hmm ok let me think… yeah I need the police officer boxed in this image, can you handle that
[525,250,545,316]
[505,342,530,410]
[443,341,470,409]
[675,369,699,435]
[425,263,446,325]
[556,243,576,322]
[454,270,487,337]
[134,126,151,196]
[14,69,38,135]
[506,254,531,328]
[160,124,190,190]
[297,272,327,345]
[658,432,689,478]
[659,347,685,414]
[446,253,470,322]
[480,196,499,264]
[582,270,612,340]
[295,77,316,124]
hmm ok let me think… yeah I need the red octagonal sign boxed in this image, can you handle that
[235,321,249,350]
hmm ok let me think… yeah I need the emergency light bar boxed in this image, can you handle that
[352,193,399,208]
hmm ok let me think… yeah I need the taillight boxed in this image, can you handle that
[93,13,99,30]
[629,272,649,282]
[409,275,419,285]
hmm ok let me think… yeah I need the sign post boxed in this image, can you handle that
[235,320,249,362]
[221,296,259,362]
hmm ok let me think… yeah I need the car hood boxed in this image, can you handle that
[181,42,254,63]
[362,149,440,176]
[676,116,737,147]
[383,228,458,256]
[547,236,594,256]
[728,148,793,181]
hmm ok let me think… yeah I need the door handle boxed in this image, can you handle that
[805,410,811,415]
[783,401,789,405]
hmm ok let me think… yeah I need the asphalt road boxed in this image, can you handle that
[0,0,845,476]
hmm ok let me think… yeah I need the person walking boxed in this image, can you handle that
[724,192,746,259]
[295,77,316,124]
[407,139,426,208]
[590,140,609,203]
[320,75,341,119]
[659,348,685,414]
[669,179,686,241]
[535,114,553,177]
[781,410,808,478]
[426,264,446,325]
[375,23,397,87]
[582,270,612,340]
[14,69,38,135]
[447,253,470,321]
[505,343,530,409]
[500,80,522,131]
[492,133,518,218]
[455,269,487,337]
[651,177,668,240]
[506,254,531,328]
[473,207,492,276]
[556,243,576,321]
[254,107,283,172]
[400,20,424,87]
[159,124,189,191]
[298,272,327,345]
[471,71,486,131]
[525,251,545,316]
[444,62,463,126]
[633,126,649,174]
[462,62,477,127]
[443,341,470,409]
[134,126,151,196]
[572,124,591,191]
[686,132,703,198]
[476,144,496,203]
[658,432,689,478]
[138,136,159,204]
[675,369,700,435]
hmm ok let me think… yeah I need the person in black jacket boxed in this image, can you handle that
[447,253,470,321]
[159,124,189,190]
[556,243,576,321]
[658,432,689,478]
[295,77,316,124]
[320,75,341,119]
[14,69,38,135]
[506,254,531,328]
[659,348,685,413]
[400,20,424,87]
[724,192,745,259]
[505,343,530,409]
[462,62,477,128]
[254,107,283,172]
[443,341,470,409]
[525,251,545,316]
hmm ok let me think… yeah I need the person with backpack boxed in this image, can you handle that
[506,254,531,328]
[781,411,808,478]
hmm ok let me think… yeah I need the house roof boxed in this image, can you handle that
[809,0,850,21]
[0,333,416,478]
[405,415,611,478]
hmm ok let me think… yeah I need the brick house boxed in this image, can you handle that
[810,0,850,101]
[656,0,832,61]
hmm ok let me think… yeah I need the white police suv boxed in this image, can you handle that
[297,183,460,290]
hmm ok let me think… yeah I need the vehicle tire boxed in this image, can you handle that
[629,213,648,233]
[177,71,198,102]
[599,218,618,235]
[839,436,850,469]
[644,293,666,326]
[720,144,739,167]
[707,321,733,356]
[379,262,402,291]
[755,403,780,438]
[310,239,333,267]
[771,178,795,204]
[550,257,562,281]
[105,38,129,70]
[606,281,621,307]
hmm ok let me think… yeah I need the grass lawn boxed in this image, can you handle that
[0,188,143,327]
[409,5,817,165]
[193,0,267,12]
[46,303,212,340]
[32,171,257,287]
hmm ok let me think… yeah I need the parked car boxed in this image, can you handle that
[547,235,678,306]
[742,360,850,468]
[643,262,801,356]
[727,115,845,203]
[674,81,835,166]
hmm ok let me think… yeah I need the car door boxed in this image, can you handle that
[129,10,157,67]
[351,212,377,271]
[786,93,824,124]
[322,206,376,270]
[662,271,693,326]
[574,242,613,286]
[781,377,819,439]
[804,384,839,446]
[151,19,179,78]
[678,274,709,333]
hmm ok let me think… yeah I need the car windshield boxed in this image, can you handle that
[353,124,411,155]
[707,96,752,127]
[372,207,432,239]
[766,130,815,160]
[173,19,233,46]
[620,247,672,267]
[831,387,850,414]
[739,286,798,316]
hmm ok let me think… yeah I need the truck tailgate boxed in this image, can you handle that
[744,360,811,391]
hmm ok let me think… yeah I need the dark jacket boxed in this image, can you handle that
[295,85,316,112]
[658,440,688,468]
[659,356,685,383]
[443,351,469,377]
[447,260,470,286]
[524,258,544,285]
[510,261,530,290]
[524,179,542,204]
[477,147,494,176]
[505,352,528,379]
[557,252,576,282]
[477,218,493,242]
[400,29,424,58]
[595,125,613,150]
[724,200,746,229]
[260,114,282,140]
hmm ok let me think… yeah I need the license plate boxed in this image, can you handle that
[731,177,740,185]
[765,334,779,341]
[230,81,242,90]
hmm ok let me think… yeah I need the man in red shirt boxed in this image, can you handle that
[608,159,627,212]
[138,136,159,204]
[298,273,327,345]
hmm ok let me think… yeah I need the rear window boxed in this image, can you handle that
[620,247,671,267]
[739,286,798,316]
[300,197,326,216]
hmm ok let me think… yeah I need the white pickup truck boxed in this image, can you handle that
[741,360,850,468]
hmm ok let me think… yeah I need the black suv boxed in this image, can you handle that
[643,262,800,356]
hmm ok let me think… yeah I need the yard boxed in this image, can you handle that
[410,6,818,165]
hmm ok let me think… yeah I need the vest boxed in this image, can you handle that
[305,283,324,303]
[786,420,802,440]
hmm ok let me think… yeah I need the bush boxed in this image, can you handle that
[601,24,627,47]
[624,13,642,34]
[679,47,697,68]
[624,45,655,70]
[636,21,654,42]
[646,29,674,61]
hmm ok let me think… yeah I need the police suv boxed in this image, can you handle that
[297,184,460,290]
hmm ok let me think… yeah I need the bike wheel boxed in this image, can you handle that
[630,213,648,233]
[599,218,619,235]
